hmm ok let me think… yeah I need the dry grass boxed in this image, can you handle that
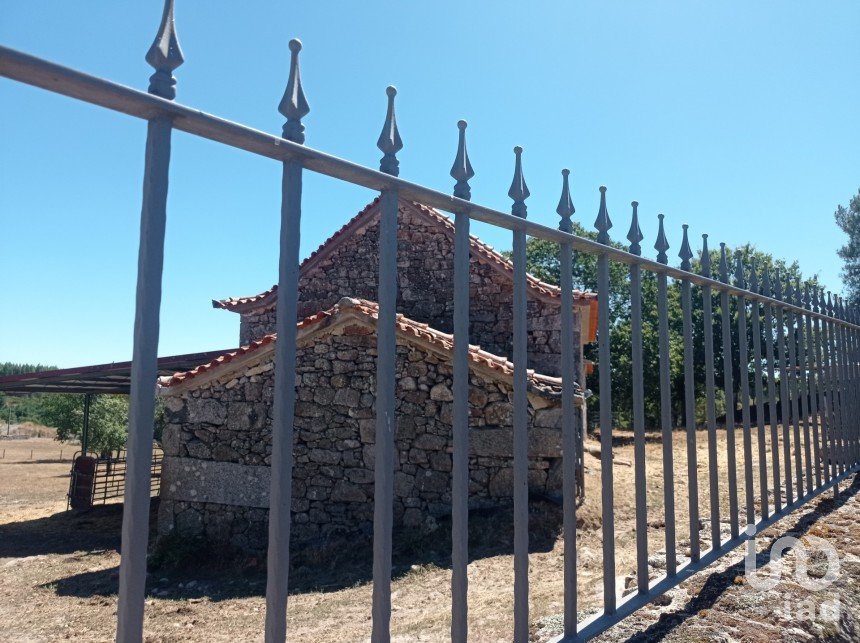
[0,427,852,642]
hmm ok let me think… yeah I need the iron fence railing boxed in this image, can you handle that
[67,447,163,510]
[2,2,859,642]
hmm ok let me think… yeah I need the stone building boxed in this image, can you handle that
[157,199,597,554]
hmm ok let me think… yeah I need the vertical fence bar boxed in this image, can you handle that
[820,290,838,484]
[803,285,822,488]
[826,293,843,479]
[812,289,830,484]
[627,203,649,590]
[450,120,474,643]
[840,299,855,469]
[372,86,402,643]
[774,272,794,504]
[116,4,182,640]
[509,147,531,641]
[718,245,739,537]
[557,171,578,637]
[679,226,700,562]
[762,270,782,511]
[265,39,310,643]
[794,280,813,493]
[836,297,850,475]
[850,308,860,467]
[784,279,804,498]
[700,236,721,543]
[655,215,677,576]
[595,187,616,613]
[734,254,755,525]
[749,263,768,517]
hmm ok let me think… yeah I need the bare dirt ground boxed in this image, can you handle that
[1,431,858,642]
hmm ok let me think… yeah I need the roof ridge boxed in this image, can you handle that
[213,198,596,313]
[163,296,578,395]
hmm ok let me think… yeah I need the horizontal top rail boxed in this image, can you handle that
[1,44,854,330]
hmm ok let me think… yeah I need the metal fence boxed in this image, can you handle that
[2,2,859,642]
[67,448,163,510]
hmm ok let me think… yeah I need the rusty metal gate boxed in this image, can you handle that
[67,448,163,510]
[2,2,859,642]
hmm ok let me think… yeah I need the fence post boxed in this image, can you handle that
[509,146,531,641]
[450,119,474,643]
[784,278,804,497]
[700,235,722,541]
[654,214,677,576]
[372,85,401,643]
[718,245,740,535]
[116,2,182,640]
[557,170,578,636]
[794,279,813,493]
[734,253,755,526]
[748,261,769,517]
[679,226,699,562]
[627,202,649,591]
[803,284,822,488]
[264,38,309,643]
[774,271,794,504]
[761,269,783,511]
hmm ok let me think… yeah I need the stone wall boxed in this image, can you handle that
[237,203,586,378]
[158,322,575,555]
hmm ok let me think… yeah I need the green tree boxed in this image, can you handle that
[511,232,822,430]
[38,394,129,455]
[835,189,860,302]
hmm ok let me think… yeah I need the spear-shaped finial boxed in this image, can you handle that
[762,266,773,297]
[679,224,693,271]
[556,169,575,233]
[785,275,794,306]
[719,243,730,284]
[594,186,612,244]
[626,201,643,255]
[146,0,184,99]
[835,294,843,319]
[812,285,820,312]
[734,251,746,289]
[700,234,712,277]
[826,290,834,315]
[450,120,475,200]
[773,268,783,300]
[278,39,310,144]
[749,256,759,292]
[794,278,803,308]
[655,214,669,264]
[377,86,403,176]
[803,282,811,310]
[508,146,529,218]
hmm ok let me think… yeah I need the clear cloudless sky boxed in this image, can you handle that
[1,2,858,367]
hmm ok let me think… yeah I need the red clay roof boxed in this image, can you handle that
[163,298,578,396]
[212,198,597,323]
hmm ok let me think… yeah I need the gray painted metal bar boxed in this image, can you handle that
[557,171,578,637]
[734,254,755,526]
[372,86,402,643]
[749,264,769,518]
[655,215,677,576]
[700,236,721,543]
[718,245,739,538]
[627,203,649,591]
[803,285,822,488]
[509,147,531,641]
[4,44,860,331]
[794,281,813,494]
[784,281,804,498]
[774,274,794,504]
[825,294,842,480]
[679,226,700,562]
[450,120,474,643]
[116,4,181,639]
[595,187,616,613]
[819,291,837,483]
[835,297,849,476]
[264,38,309,643]
[762,270,782,511]
[811,289,829,484]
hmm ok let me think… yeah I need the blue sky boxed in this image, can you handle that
[1,2,858,368]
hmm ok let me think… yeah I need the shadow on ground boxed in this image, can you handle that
[622,472,860,642]
[44,499,564,602]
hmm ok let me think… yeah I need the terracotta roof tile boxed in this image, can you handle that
[163,297,577,396]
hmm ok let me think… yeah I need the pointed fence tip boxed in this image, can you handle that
[450,119,474,200]
[654,213,669,264]
[377,85,403,176]
[146,0,184,100]
[679,224,693,270]
[700,234,712,276]
[734,252,746,288]
[594,185,612,244]
[508,146,529,218]
[627,201,643,255]
[279,37,310,144]
[556,169,575,232]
